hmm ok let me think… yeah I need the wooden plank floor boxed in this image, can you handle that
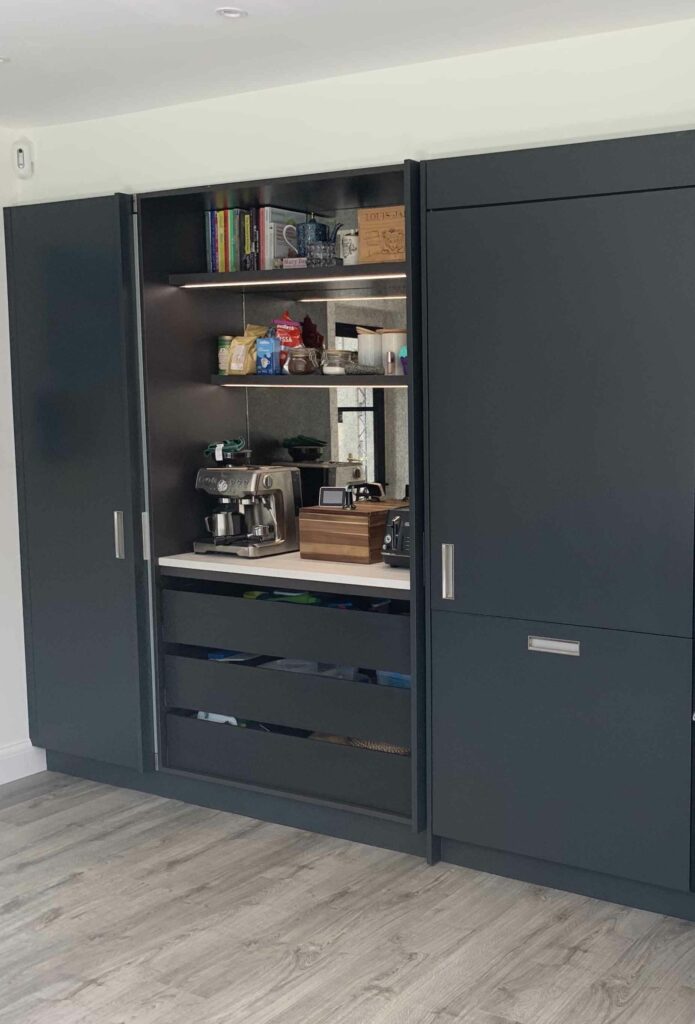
[1,772,695,1023]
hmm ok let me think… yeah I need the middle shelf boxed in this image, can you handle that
[210,373,408,388]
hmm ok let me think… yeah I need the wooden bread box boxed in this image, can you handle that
[299,500,407,564]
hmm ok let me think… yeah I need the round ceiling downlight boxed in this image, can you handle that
[216,7,248,17]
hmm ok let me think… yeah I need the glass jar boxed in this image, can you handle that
[322,350,357,375]
[287,346,321,375]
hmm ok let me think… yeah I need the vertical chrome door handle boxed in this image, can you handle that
[441,543,455,600]
[113,511,125,560]
[141,511,151,562]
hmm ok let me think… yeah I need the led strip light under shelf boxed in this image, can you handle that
[177,272,407,288]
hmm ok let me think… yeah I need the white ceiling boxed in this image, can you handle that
[0,0,693,127]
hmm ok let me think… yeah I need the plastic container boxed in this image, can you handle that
[376,671,411,689]
[378,330,407,375]
[357,329,382,367]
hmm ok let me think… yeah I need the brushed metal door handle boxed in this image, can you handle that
[528,635,580,657]
[441,543,455,600]
[141,511,151,562]
[113,511,125,560]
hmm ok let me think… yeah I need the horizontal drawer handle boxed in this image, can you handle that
[528,635,580,657]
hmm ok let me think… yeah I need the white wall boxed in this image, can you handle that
[0,130,46,784]
[2,16,695,780]
[14,18,695,204]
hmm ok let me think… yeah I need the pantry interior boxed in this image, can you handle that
[137,161,425,837]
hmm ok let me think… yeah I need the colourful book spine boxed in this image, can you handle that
[253,209,260,271]
[210,211,218,272]
[225,209,231,273]
[214,210,221,271]
[226,209,231,271]
[232,209,239,272]
[259,208,266,270]
[205,212,212,271]
[245,210,253,270]
[217,210,227,272]
[239,210,249,270]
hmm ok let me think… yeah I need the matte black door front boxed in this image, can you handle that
[6,195,147,769]
[427,190,695,636]
[431,611,693,891]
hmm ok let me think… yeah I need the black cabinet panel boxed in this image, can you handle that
[427,189,695,636]
[431,612,692,891]
[6,196,147,769]
[426,130,695,209]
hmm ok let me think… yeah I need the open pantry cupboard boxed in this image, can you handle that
[137,161,426,836]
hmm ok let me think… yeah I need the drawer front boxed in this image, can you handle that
[165,713,411,816]
[164,655,411,747]
[161,589,410,673]
[432,612,693,891]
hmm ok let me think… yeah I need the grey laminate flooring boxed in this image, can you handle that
[1,772,695,1024]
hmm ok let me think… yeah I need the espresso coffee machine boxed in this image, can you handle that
[193,466,302,558]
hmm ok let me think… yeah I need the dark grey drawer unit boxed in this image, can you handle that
[164,655,410,747]
[431,611,693,892]
[160,580,413,820]
[166,713,411,817]
[161,588,411,674]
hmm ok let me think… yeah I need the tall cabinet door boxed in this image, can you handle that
[5,195,148,770]
[427,189,695,636]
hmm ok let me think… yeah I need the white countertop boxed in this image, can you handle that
[158,551,410,592]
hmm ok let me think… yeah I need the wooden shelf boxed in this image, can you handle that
[211,374,408,388]
[169,261,408,295]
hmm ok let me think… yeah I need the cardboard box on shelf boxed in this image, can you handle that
[357,206,406,264]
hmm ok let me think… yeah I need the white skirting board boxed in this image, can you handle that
[0,740,46,785]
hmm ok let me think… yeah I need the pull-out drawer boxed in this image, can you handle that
[165,712,411,817]
[164,655,410,748]
[161,588,410,673]
[432,612,693,892]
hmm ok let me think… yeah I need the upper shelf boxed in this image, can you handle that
[211,374,408,388]
[169,261,408,297]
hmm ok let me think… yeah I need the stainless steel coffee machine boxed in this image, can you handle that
[193,466,302,558]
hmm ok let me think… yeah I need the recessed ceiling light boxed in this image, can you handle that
[216,6,248,17]
[0,57,10,64]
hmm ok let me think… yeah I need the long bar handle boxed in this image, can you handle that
[141,511,151,562]
[113,511,126,560]
[528,635,580,657]
[441,543,455,600]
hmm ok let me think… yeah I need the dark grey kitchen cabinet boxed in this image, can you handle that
[5,195,149,769]
[431,611,693,891]
[427,188,695,636]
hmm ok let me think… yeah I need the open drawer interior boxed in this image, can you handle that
[159,578,413,819]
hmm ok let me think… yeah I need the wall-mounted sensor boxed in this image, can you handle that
[12,139,34,179]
